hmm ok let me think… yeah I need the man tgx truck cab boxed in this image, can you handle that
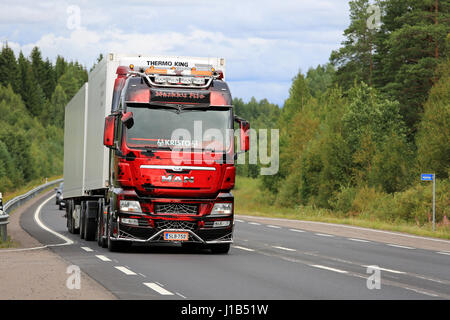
[63,54,249,254]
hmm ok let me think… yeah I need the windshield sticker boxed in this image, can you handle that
[150,88,210,104]
[157,139,199,148]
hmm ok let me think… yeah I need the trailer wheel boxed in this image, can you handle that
[66,200,73,232]
[72,205,80,234]
[79,202,85,239]
[84,201,97,241]
[210,243,230,254]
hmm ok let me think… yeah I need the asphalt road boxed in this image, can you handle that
[20,193,450,300]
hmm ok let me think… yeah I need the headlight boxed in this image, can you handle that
[211,203,233,215]
[121,218,139,226]
[119,200,142,213]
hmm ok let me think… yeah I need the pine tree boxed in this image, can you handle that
[330,0,379,90]
[0,43,20,93]
[375,0,450,134]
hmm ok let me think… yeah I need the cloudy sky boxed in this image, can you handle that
[0,0,350,106]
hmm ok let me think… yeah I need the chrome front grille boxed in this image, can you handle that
[154,203,199,215]
[155,220,197,231]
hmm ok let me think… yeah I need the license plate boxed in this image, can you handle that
[163,232,189,241]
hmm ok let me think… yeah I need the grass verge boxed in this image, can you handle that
[234,177,450,240]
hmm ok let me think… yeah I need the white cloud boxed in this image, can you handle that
[1,0,350,105]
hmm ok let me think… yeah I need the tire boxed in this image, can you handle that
[67,200,73,233]
[59,203,63,210]
[72,204,80,234]
[210,243,230,254]
[107,215,120,252]
[97,204,108,248]
[84,201,97,241]
[80,202,85,239]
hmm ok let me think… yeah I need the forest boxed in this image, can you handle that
[0,46,87,192]
[0,0,448,232]
[234,0,449,230]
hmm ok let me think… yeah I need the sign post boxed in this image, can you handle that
[421,174,435,232]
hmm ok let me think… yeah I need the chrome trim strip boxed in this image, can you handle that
[140,165,216,171]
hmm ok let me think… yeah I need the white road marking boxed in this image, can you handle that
[235,219,244,222]
[348,238,370,243]
[95,255,111,262]
[437,251,450,256]
[310,265,348,274]
[404,287,438,297]
[176,292,187,299]
[267,225,281,229]
[272,246,296,252]
[387,244,415,250]
[362,265,405,274]
[248,222,261,225]
[237,215,450,244]
[115,266,137,275]
[315,233,334,237]
[3,194,75,253]
[289,229,305,233]
[34,194,74,246]
[233,246,255,252]
[144,282,174,295]
[81,247,93,252]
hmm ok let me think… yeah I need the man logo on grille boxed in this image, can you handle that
[161,175,194,183]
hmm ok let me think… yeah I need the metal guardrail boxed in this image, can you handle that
[0,178,63,242]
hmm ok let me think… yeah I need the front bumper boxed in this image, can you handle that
[112,219,233,244]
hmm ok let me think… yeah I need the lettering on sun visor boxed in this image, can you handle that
[150,89,210,104]
[157,139,199,148]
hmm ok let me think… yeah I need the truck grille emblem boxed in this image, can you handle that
[161,175,194,183]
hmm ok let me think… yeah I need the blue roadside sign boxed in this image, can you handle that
[421,174,434,181]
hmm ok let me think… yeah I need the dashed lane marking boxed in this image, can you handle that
[233,246,255,252]
[114,266,137,275]
[315,233,334,237]
[362,265,405,274]
[348,238,371,243]
[272,246,296,252]
[387,244,415,250]
[310,265,348,274]
[95,255,111,262]
[81,247,93,252]
[144,282,174,295]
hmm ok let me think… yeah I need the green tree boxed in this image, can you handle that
[0,43,20,93]
[330,0,378,89]
[416,59,450,179]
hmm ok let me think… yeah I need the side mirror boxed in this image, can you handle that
[234,116,250,152]
[103,115,116,148]
[121,111,134,129]
[240,121,250,152]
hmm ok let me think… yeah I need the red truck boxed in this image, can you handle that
[63,54,249,253]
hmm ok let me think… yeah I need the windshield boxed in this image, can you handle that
[125,104,232,152]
